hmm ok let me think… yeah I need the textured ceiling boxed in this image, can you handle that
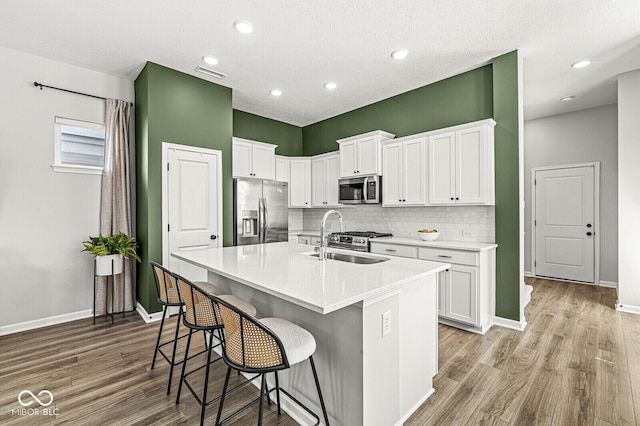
[1,0,639,126]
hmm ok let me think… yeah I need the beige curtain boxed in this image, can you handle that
[96,99,134,314]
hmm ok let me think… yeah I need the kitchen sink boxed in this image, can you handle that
[307,252,389,264]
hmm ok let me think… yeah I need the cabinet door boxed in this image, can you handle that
[275,156,290,183]
[428,132,455,204]
[251,144,276,180]
[456,126,485,204]
[382,142,403,206]
[402,137,427,205]
[232,140,253,178]
[289,159,310,208]
[445,265,478,325]
[325,154,341,206]
[298,236,310,245]
[357,136,378,175]
[339,140,358,177]
[311,157,326,206]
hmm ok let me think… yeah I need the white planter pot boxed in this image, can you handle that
[95,254,124,276]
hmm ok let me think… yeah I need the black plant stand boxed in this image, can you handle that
[93,257,126,324]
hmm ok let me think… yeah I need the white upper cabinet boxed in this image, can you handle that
[289,157,311,208]
[232,138,276,180]
[275,155,290,183]
[428,120,495,205]
[382,136,427,206]
[337,130,395,178]
[311,152,341,207]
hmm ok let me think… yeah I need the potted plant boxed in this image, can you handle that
[83,232,141,276]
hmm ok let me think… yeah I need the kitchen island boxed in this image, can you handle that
[173,242,449,426]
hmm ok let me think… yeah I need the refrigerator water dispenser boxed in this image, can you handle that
[242,210,258,236]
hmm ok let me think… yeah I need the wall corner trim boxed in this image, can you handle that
[599,280,618,289]
[615,303,640,315]
[136,302,164,323]
[492,315,527,331]
[0,309,93,336]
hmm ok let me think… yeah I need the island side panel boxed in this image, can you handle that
[398,274,438,417]
[208,271,364,426]
[361,274,438,426]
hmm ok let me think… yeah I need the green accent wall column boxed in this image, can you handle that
[135,62,232,313]
[233,110,303,156]
[492,51,521,321]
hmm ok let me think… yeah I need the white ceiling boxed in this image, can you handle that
[1,0,639,126]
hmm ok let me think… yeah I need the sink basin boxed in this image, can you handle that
[307,252,389,264]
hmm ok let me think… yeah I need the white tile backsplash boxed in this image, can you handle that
[288,209,304,230]
[302,205,495,242]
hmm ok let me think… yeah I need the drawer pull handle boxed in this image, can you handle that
[385,249,397,252]
[437,255,452,258]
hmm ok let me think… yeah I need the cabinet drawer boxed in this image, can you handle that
[370,243,417,258]
[418,247,478,266]
[310,236,322,246]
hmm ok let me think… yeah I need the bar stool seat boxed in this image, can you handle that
[259,318,316,365]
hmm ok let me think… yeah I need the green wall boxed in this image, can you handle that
[302,66,493,155]
[492,51,520,321]
[135,62,233,313]
[233,110,303,156]
[301,56,520,321]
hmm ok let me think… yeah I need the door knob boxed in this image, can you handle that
[210,235,217,240]
[586,223,592,228]
[586,232,592,236]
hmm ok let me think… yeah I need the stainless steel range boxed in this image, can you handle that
[326,231,392,252]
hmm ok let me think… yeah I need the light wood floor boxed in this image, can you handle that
[1,277,639,425]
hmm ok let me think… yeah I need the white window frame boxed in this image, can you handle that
[52,117,105,175]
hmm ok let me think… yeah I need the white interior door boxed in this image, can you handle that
[165,145,222,282]
[534,166,595,282]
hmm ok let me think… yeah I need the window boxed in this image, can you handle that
[53,117,105,174]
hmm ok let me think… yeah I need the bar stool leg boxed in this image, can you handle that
[166,308,183,394]
[199,330,216,426]
[274,371,282,415]
[258,374,266,426]
[176,328,193,404]
[151,306,168,369]
[215,367,232,426]
[310,356,330,426]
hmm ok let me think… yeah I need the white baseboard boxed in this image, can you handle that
[135,302,165,323]
[524,270,533,277]
[0,309,93,336]
[616,303,640,315]
[395,387,435,426]
[493,316,527,331]
[599,280,618,288]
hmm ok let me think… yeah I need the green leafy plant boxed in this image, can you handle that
[82,232,141,262]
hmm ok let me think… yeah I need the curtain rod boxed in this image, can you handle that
[33,82,133,106]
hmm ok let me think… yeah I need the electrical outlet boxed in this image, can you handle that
[382,311,391,336]
[462,230,472,237]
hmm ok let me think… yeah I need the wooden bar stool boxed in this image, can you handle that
[210,293,331,426]
[150,261,208,394]
[174,274,258,426]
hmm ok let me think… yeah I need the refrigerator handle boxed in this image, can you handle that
[258,197,266,243]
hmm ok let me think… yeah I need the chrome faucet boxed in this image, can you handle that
[319,210,344,260]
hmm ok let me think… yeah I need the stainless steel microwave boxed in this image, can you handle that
[338,175,382,204]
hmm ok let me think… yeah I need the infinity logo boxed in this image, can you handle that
[18,390,54,407]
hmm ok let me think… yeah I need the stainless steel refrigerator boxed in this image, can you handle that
[233,178,289,246]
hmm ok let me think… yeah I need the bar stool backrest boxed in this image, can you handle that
[150,261,180,305]
[211,294,289,372]
[174,273,221,330]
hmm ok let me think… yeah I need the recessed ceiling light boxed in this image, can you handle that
[561,96,574,102]
[324,82,337,90]
[234,20,253,34]
[270,89,282,97]
[571,60,591,69]
[391,49,409,60]
[202,56,218,65]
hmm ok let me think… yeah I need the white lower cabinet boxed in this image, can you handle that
[296,234,321,246]
[370,241,495,334]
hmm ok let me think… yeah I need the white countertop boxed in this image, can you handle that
[172,242,448,314]
[371,237,497,252]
